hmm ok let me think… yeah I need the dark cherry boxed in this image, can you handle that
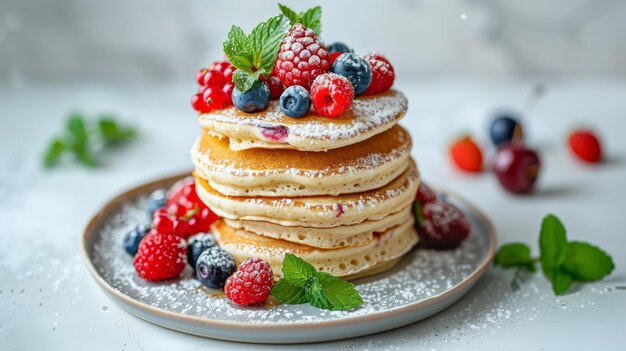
[493,143,541,194]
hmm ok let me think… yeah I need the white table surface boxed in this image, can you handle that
[1,79,625,350]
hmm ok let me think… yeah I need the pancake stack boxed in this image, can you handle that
[191,90,420,279]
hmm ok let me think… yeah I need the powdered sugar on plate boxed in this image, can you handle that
[87,191,492,325]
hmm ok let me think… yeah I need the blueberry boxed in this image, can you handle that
[147,189,166,220]
[232,81,270,113]
[122,224,150,256]
[187,233,217,270]
[489,112,524,147]
[195,247,236,289]
[331,53,372,96]
[327,42,353,54]
[279,86,311,118]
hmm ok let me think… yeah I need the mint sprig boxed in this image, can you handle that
[271,253,363,311]
[223,15,289,92]
[43,113,136,168]
[278,4,322,36]
[494,214,614,295]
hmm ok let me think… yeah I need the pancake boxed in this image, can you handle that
[198,90,407,152]
[195,159,419,228]
[190,125,412,197]
[212,219,418,279]
[224,205,413,249]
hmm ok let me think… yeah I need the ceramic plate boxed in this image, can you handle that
[82,173,496,344]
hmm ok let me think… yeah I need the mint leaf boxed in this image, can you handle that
[551,269,574,295]
[223,25,254,71]
[539,214,567,280]
[562,241,614,281]
[304,275,333,310]
[98,117,136,142]
[43,138,66,168]
[282,253,316,287]
[316,272,363,311]
[249,15,289,76]
[494,243,537,272]
[271,279,307,304]
[67,115,88,146]
[278,4,300,25]
[233,70,262,92]
[299,6,322,36]
[413,202,424,227]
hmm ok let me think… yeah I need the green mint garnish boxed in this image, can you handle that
[223,15,289,92]
[278,4,322,36]
[271,253,363,311]
[43,113,136,169]
[494,214,614,295]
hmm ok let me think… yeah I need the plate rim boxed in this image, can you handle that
[81,172,496,332]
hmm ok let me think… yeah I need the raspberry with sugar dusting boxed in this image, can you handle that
[225,257,274,306]
[275,23,330,89]
[133,231,187,281]
[310,73,354,118]
[362,53,395,95]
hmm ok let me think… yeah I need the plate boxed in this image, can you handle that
[82,173,496,344]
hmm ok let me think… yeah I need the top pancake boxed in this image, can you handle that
[198,90,408,152]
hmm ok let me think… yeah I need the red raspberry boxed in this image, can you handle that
[133,231,187,281]
[310,73,354,118]
[450,136,483,173]
[418,202,470,249]
[362,53,395,95]
[568,129,602,163]
[267,75,284,99]
[275,23,330,89]
[416,182,437,205]
[225,257,274,306]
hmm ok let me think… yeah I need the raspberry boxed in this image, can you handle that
[569,129,602,163]
[310,73,354,118]
[450,136,483,173]
[418,202,470,249]
[225,257,274,306]
[362,53,395,95]
[275,23,330,89]
[416,182,437,205]
[133,231,187,281]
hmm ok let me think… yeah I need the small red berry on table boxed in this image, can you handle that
[450,136,483,173]
[569,129,602,163]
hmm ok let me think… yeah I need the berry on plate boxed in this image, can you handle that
[147,189,167,219]
[416,182,437,206]
[202,87,227,111]
[202,70,226,88]
[122,224,150,256]
[222,82,235,105]
[267,75,285,100]
[417,201,470,249]
[494,143,541,194]
[279,85,311,118]
[450,136,483,173]
[187,233,217,271]
[133,231,187,281]
[327,42,353,54]
[362,53,395,95]
[225,257,274,306]
[568,129,602,163]
[275,23,330,89]
[310,73,354,118]
[191,93,210,113]
[489,112,523,147]
[195,247,236,289]
[232,80,271,113]
[331,53,372,96]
